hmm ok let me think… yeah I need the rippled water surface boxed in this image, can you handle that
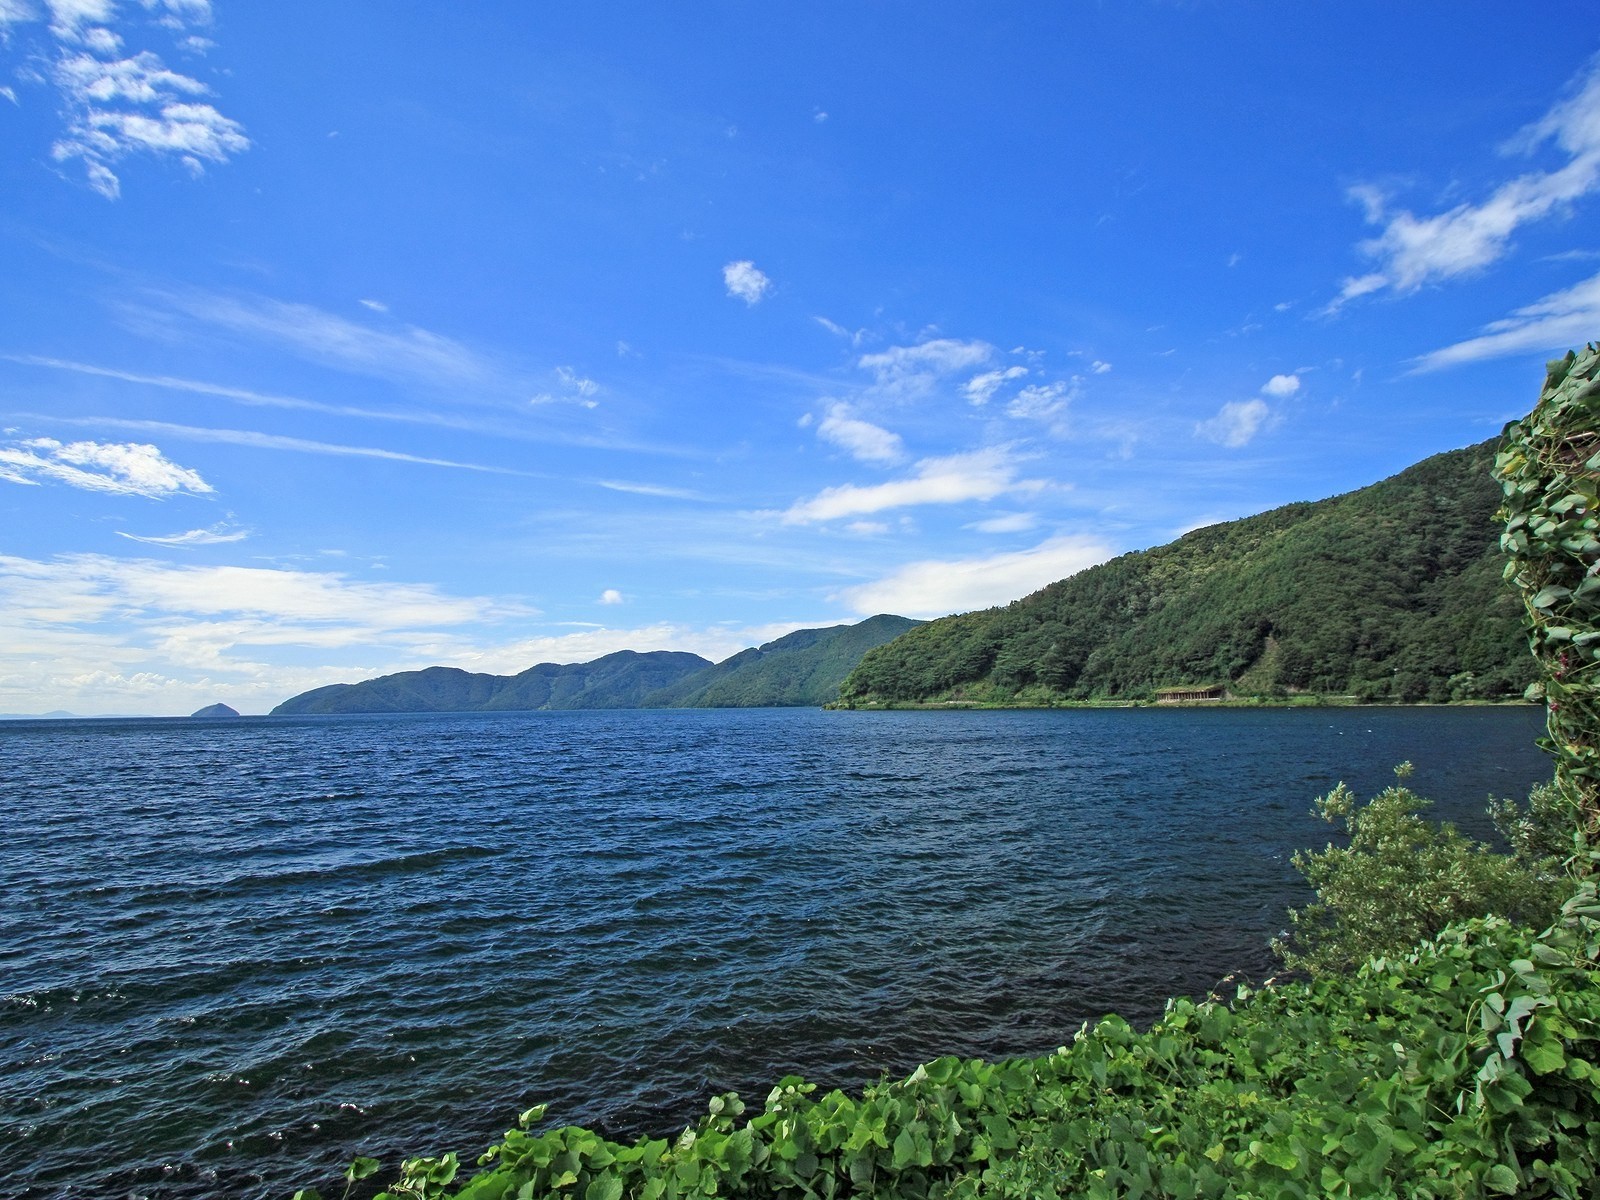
[1,705,1550,1198]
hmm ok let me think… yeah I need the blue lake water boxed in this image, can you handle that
[0,705,1551,1198]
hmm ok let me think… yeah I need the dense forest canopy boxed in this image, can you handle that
[839,439,1534,705]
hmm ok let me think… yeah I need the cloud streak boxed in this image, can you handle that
[781,446,1034,524]
[838,534,1113,619]
[116,522,247,546]
[42,416,537,475]
[1334,54,1600,305]
[1411,269,1600,371]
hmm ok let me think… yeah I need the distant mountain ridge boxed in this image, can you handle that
[838,438,1535,706]
[269,616,918,714]
[272,650,711,715]
[650,614,921,707]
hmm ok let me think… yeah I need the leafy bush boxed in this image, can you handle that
[1495,342,1600,837]
[1274,764,1569,977]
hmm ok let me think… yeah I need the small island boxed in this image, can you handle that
[187,703,241,719]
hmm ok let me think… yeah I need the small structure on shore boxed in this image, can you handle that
[1154,685,1225,703]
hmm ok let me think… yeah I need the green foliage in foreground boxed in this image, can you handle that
[1274,765,1570,978]
[1495,343,1600,834]
[299,890,1600,1200]
[838,440,1533,706]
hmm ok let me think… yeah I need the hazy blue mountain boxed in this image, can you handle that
[271,650,712,715]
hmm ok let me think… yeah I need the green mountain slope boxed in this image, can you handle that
[644,614,921,707]
[271,650,712,715]
[839,439,1535,705]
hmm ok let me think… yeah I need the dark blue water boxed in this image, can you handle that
[1,706,1549,1199]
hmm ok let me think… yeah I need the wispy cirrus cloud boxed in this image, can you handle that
[1331,54,1600,308]
[963,365,1028,406]
[42,415,537,475]
[116,520,246,546]
[595,479,706,500]
[2,0,245,197]
[0,435,211,496]
[837,534,1112,619]
[1411,269,1600,371]
[5,354,683,454]
[780,446,1036,524]
[134,290,505,393]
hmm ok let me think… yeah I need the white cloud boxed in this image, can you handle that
[0,554,844,714]
[963,365,1028,406]
[0,552,537,713]
[1411,269,1600,371]
[781,446,1033,524]
[1090,360,1112,374]
[858,338,994,399]
[46,0,113,34]
[359,298,389,313]
[1005,380,1075,434]
[0,436,211,496]
[117,521,247,546]
[1338,54,1600,301]
[38,23,248,198]
[844,520,889,535]
[0,554,523,632]
[598,588,624,605]
[722,260,772,305]
[0,0,39,26]
[815,402,905,464]
[966,512,1038,534]
[1195,398,1274,448]
[1261,373,1301,397]
[837,535,1113,619]
[555,365,599,398]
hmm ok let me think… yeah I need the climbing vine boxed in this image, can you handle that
[1495,342,1600,847]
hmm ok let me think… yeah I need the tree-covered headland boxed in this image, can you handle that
[837,440,1534,707]
[301,347,1600,1200]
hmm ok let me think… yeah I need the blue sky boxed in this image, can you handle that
[1,3,1598,715]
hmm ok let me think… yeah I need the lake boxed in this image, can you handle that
[0,705,1551,1199]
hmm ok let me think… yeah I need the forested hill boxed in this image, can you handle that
[271,650,711,715]
[644,614,920,707]
[269,616,920,714]
[838,438,1536,706]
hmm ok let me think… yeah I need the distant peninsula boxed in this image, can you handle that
[270,615,920,715]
